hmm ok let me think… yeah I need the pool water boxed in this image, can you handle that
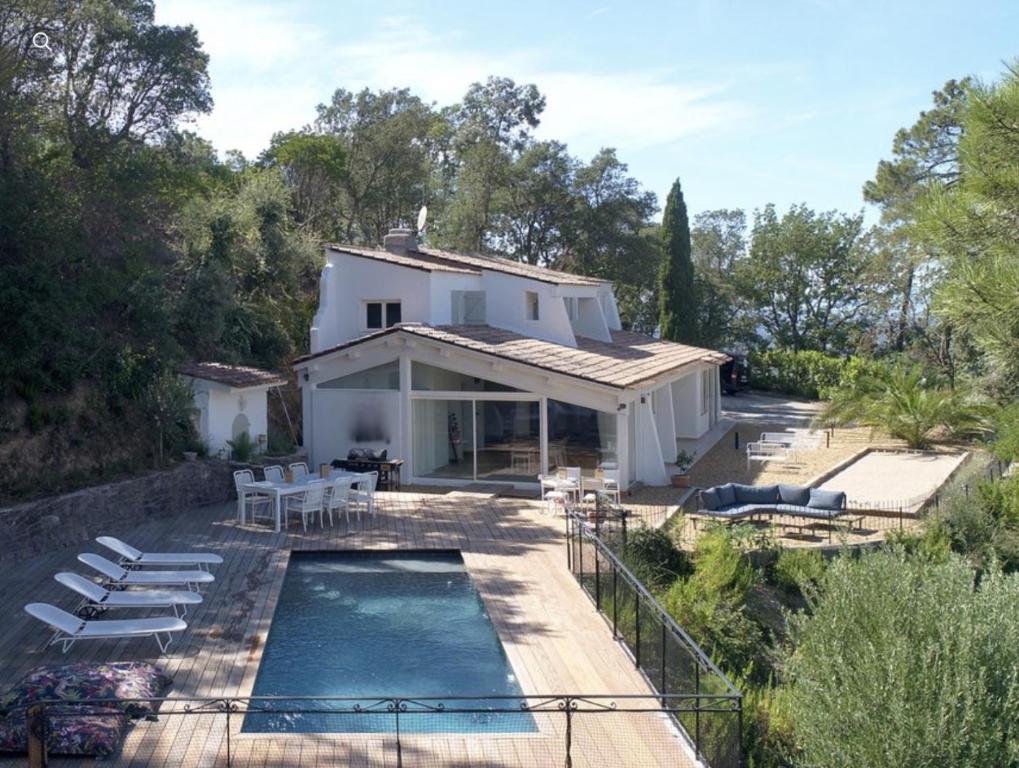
[241,550,536,733]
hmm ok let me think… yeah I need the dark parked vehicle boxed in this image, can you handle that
[719,354,750,395]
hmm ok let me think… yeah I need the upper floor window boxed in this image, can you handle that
[366,300,401,330]
[525,291,540,321]
[451,290,486,325]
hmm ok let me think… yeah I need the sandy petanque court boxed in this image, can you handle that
[818,450,967,512]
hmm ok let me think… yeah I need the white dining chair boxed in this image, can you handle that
[283,480,327,532]
[233,469,271,523]
[324,476,355,526]
[289,462,309,482]
[264,465,284,483]
[350,472,378,520]
[562,466,582,503]
[596,468,622,504]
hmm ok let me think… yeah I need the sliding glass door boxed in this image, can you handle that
[412,395,541,483]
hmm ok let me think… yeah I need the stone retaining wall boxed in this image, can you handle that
[0,460,239,566]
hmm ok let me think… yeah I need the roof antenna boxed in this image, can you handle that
[416,205,428,239]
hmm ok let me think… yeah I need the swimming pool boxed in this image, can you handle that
[242,550,536,733]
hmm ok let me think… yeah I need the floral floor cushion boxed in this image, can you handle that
[0,662,172,719]
[0,704,128,757]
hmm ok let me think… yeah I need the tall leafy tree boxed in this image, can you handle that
[691,209,748,350]
[437,77,546,252]
[919,65,1019,396]
[263,131,346,235]
[658,178,698,344]
[864,79,970,356]
[744,204,868,353]
[314,87,437,244]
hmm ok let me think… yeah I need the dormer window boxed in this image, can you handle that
[366,300,401,330]
[525,291,540,321]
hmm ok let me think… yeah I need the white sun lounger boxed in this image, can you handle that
[97,536,223,571]
[24,602,186,654]
[78,553,214,592]
[55,572,203,619]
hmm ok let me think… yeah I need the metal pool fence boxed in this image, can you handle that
[566,510,744,768]
[22,693,718,767]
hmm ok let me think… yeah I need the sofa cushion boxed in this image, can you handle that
[703,505,758,520]
[0,662,171,720]
[716,483,737,508]
[731,484,780,504]
[808,488,847,511]
[699,488,722,511]
[0,704,128,757]
[778,484,811,506]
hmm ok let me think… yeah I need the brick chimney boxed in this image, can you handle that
[383,227,417,255]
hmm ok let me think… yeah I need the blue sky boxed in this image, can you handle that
[156,0,1018,222]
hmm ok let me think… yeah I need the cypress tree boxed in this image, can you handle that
[658,178,698,343]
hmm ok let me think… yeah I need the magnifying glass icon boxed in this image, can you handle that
[31,32,53,54]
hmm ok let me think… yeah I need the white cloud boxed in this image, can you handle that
[154,4,750,161]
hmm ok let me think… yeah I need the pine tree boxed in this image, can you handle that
[658,178,698,343]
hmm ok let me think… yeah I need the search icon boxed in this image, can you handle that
[31,32,53,54]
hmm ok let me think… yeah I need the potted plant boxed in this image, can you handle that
[671,450,696,487]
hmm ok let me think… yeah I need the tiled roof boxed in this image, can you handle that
[415,247,606,286]
[325,244,607,286]
[293,324,728,390]
[325,244,478,275]
[179,362,288,388]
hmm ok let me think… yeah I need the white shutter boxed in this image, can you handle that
[450,291,464,324]
[463,291,486,324]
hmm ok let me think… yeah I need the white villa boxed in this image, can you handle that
[293,228,727,490]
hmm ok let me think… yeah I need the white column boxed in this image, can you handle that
[399,354,413,482]
[539,396,549,476]
[652,384,678,463]
[616,403,631,490]
[635,393,670,486]
[300,375,314,464]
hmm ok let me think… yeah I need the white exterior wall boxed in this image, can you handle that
[310,251,434,351]
[671,364,718,439]
[481,271,577,345]
[428,272,486,324]
[184,378,270,457]
[652,384,678,463]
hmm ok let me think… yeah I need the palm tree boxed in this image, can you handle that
[817,364,990,449]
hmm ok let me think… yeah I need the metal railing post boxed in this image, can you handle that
[612,563,618,638]
[594,545,601,610]
[695,664,702,760]
[225,701,232,768]
[563,696,574,768]
[660,621,667,707]
[565,513,572,570]
[634,594,642,668]
[395,698,403,768]
[27,704,47,768]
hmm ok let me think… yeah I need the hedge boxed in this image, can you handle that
[748,349,875,400]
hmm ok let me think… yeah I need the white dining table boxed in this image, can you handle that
[240,470,364,533]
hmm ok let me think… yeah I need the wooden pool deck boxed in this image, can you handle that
[0,491,697,767]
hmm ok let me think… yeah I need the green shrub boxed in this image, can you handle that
[749,349,863,399]
[786,548,1019,768]
[665,529,761,673]
[621,527,690,590]
[990,397,1019,463]
[771,548,825,595]
[227,431,256,462]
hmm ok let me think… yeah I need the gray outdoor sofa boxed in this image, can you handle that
[694,483,858,542]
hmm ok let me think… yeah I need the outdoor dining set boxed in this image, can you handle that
[538,466,622,516]
[234,462,378,533]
